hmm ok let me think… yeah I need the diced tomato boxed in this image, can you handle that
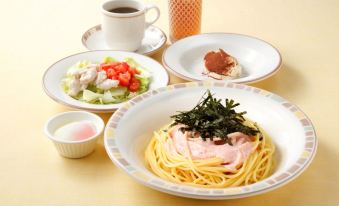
[118,72,131,86]
[128,67,139,76]
[100,62,120,71]
[100,64,113,71]
[129,78,140,92]
[99,61,141,90]
[121,62,130,70]
[106,69,117,79]
[115,64,128,73]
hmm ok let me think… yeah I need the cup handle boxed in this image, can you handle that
[145,4,160,28]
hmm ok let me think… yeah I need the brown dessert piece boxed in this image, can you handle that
[204,49,237,75]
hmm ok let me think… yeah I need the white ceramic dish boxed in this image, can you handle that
[82,25,167,56]
[104,81,317,199]
[44,111,105,158]
[162,33,282,83]
[42,50,169,113]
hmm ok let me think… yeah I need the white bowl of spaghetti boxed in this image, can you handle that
[104,82,317,199]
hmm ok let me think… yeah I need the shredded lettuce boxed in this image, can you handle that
[102,91,115,103]
[103,56,117,64]
[61,78,71,93]
[125,57,151,78]
[110,87,128,96]
[135,75,150,94]
[76,60,92,68]
[83,90,103,102]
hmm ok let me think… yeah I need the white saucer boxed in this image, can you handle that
[82,25,167,56]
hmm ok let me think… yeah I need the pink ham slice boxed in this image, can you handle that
[168,125,254,171]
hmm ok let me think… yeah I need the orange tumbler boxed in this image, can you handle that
[168,0,202,42]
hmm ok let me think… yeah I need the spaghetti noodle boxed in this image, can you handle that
[145,120,275,188]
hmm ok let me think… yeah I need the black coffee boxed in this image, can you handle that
[109,7,139,13]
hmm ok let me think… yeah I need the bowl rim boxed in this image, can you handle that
[104,81,317,199]
[44,111,105,144]
[162,32,282,84]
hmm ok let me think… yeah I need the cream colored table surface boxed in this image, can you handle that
[1,0,338,205]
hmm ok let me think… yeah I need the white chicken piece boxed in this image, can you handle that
[69,66,87,77]
[95,71,107,85]
[79,67,97,85]
[68,78,82,97]
[68,69,82,78]
[69,64,98,77]
[96,79,119,90]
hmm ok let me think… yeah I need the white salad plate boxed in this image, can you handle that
[42,50,169,113]
[82,25,167,56]
[104,81,317,199]
[162,33,282,83]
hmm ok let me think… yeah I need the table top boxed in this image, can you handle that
[1,0,338,205]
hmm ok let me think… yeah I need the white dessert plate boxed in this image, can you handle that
[162,33,282,83]
[82,25,167,56]
[104,81,317,199]
[42,50,169,113]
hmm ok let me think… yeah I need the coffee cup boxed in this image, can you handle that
[101,0,160,51]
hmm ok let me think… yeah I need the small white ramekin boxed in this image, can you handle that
[44,111,105,158]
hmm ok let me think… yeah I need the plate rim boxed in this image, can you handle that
[162,32,282,84]
[42,50,170,112]
[82,24,167,56]
[104,81,317,199]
